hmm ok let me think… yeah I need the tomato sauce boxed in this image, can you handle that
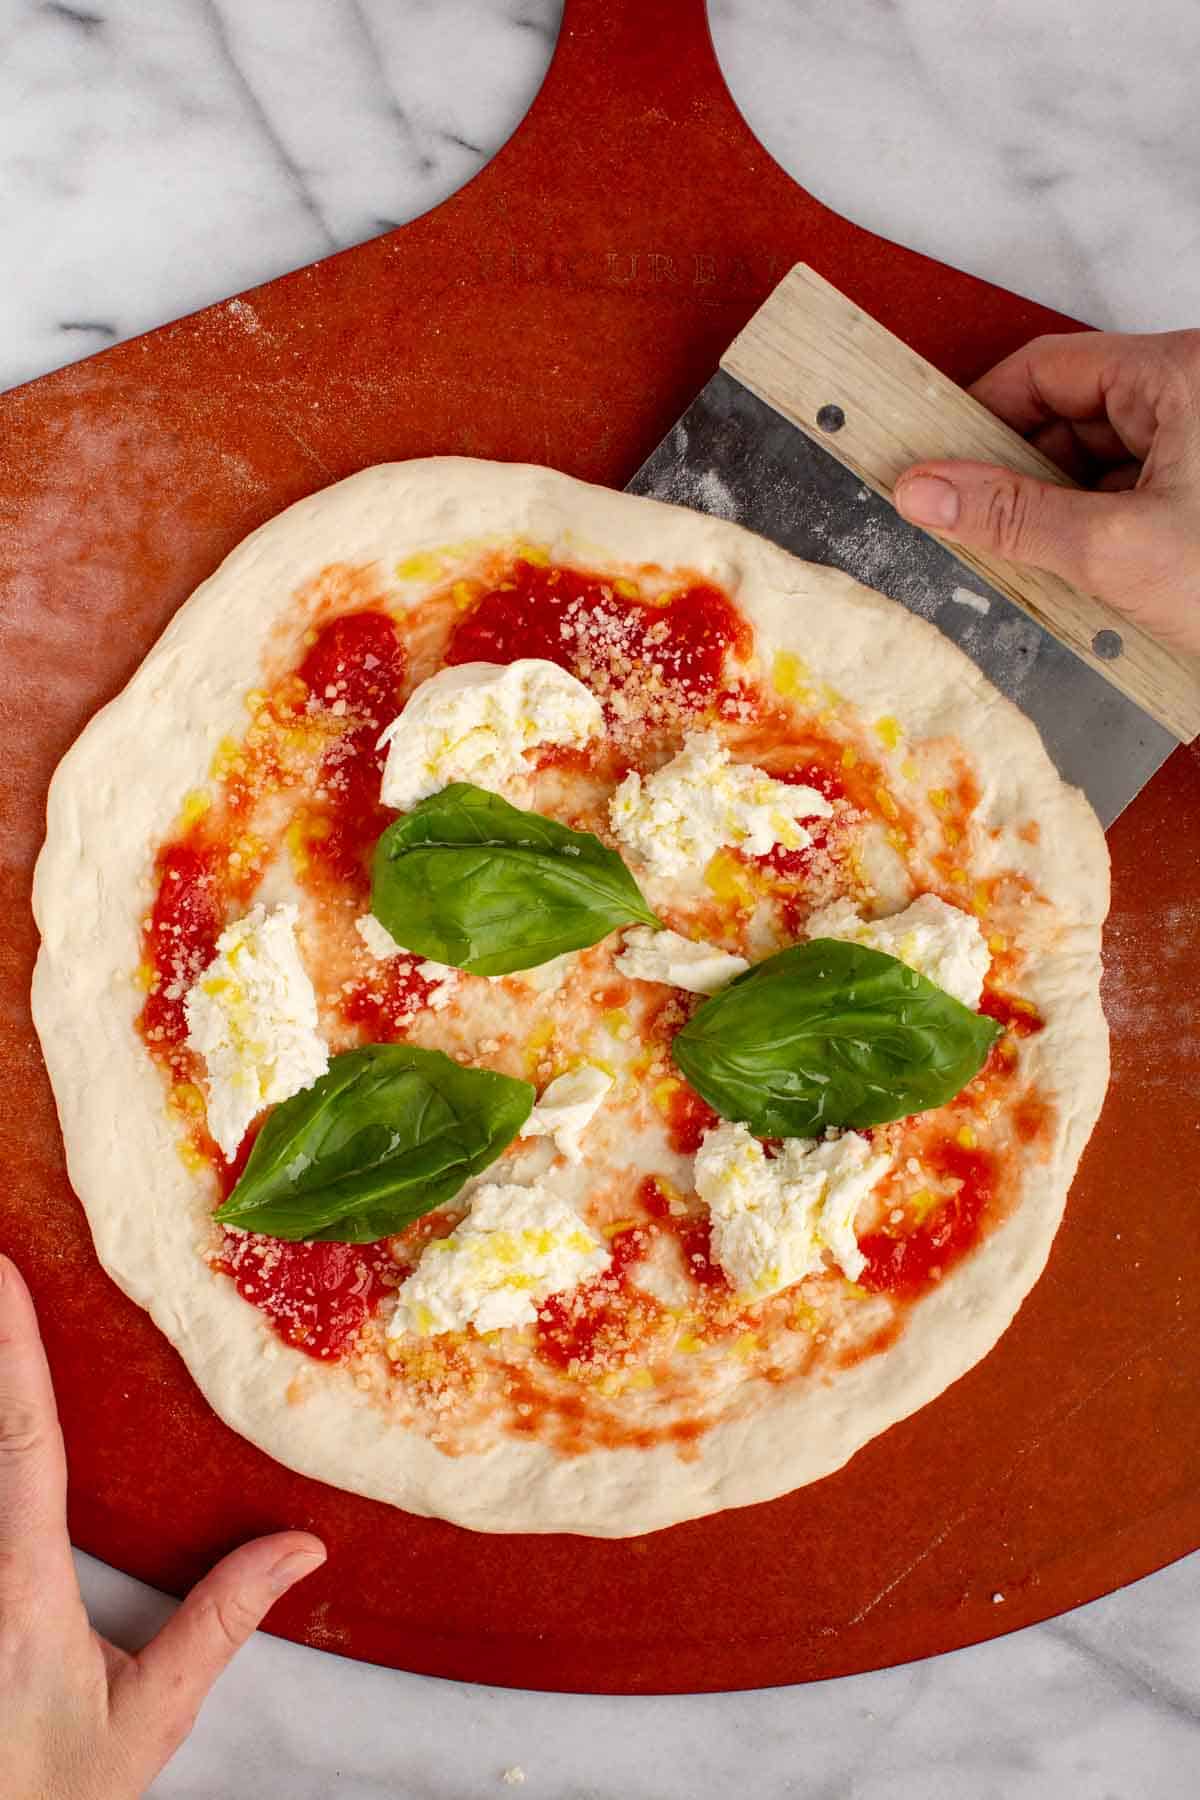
[640,1174,727,1290]
[534,1221,656,1372]
[1013,1096,1051,1145]
[534,1175,730,1378]
[501,1357,708,1455]
[980,989,1045,1036]
[138,841,227,1059]
[663,1080,721,1156]
[307,723,394,890]
[214,1122,260,1202]
[858,1139,994,1300]
[758,760,845,881]
[136,611,414,1359]
[341,955,442,1039]
[446,559,750,713]
[218,1231,397,1361]
[298,610,407,722]
[296,612,406,891]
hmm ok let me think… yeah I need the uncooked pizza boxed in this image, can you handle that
[32,460,1109,1536]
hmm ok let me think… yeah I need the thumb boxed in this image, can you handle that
[893,460,1134,595]
[113,1532,325,1759]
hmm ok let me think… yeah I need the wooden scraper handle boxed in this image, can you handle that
[722,263,1200,743]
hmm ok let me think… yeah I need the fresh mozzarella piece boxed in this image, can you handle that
[805,892,991,1009]
[609,731,831,879]
[184,903,328,1161]
[521,1065,614,1163]
[507,951,576,993]
[378,659,603,810]
[388,1181,610,1337]
[615,925,748,995]
[694,1121,890,1295]
[355,912,402,960]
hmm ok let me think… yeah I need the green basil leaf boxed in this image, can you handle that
[672,938,1002,1138]
[370,782,661,975]
[213,1044,534,1243]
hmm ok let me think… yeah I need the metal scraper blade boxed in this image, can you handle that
[627,369,1178,827]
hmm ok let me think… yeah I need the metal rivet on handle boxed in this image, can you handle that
[1092,629,1123,660]
[816,404,845,434]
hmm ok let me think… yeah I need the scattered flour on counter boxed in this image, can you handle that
[665,457,741,522]
[1102,900,1200,1093]
[694,467,739,518]
[951,585,992,614]
[226,296,263,334]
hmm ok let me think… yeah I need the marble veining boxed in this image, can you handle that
[5,0,1199,1791]
[708,0,1200,336]
[0,0,562,392]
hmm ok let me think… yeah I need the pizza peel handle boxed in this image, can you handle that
[721,264,1200,744]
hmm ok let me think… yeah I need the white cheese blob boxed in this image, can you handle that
[521,1065,613,1163]
[615,925,749,995]
[506,951,576,994]
[805,892,990,1009]
[184,903,328,1161]
[378,659,604,810]
[609,731,831,880]
[354,917,460,1008]
[694,1121,891,1295]
[354,912,402,960]
[414,958,460,1011]
[388,1181,610,1337]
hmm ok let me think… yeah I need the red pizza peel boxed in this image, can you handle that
[1,0,1198,1692]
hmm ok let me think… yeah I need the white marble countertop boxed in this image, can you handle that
[6,0,1199,1792]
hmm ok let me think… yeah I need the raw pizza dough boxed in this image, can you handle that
[31,459,1110,1536]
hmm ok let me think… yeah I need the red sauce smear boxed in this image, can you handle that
[299,612,407,889]
[980,990,1045,1036]
[446,558,750,711]
[342,955,442,1039]
[663,1080,720,1156]
[218,1232,396,1361]
[534,1221,654,1371]
[759,760,846,880]
[298,609,407,720]
[211,1123,400,1360]
[138,842,227,1056]
[215,1122,261,1202]
[1013,1096,1051,1145]
[858,1139,994,1300]
[640,1174,728,1290]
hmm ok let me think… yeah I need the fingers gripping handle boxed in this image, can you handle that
[721,264,1200,742]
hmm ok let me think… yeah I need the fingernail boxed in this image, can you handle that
[895,475,960,528]
[269,1546,326,1593]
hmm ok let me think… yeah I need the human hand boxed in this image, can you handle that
[893,329,1200,656]
[0,1254,326,1799]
